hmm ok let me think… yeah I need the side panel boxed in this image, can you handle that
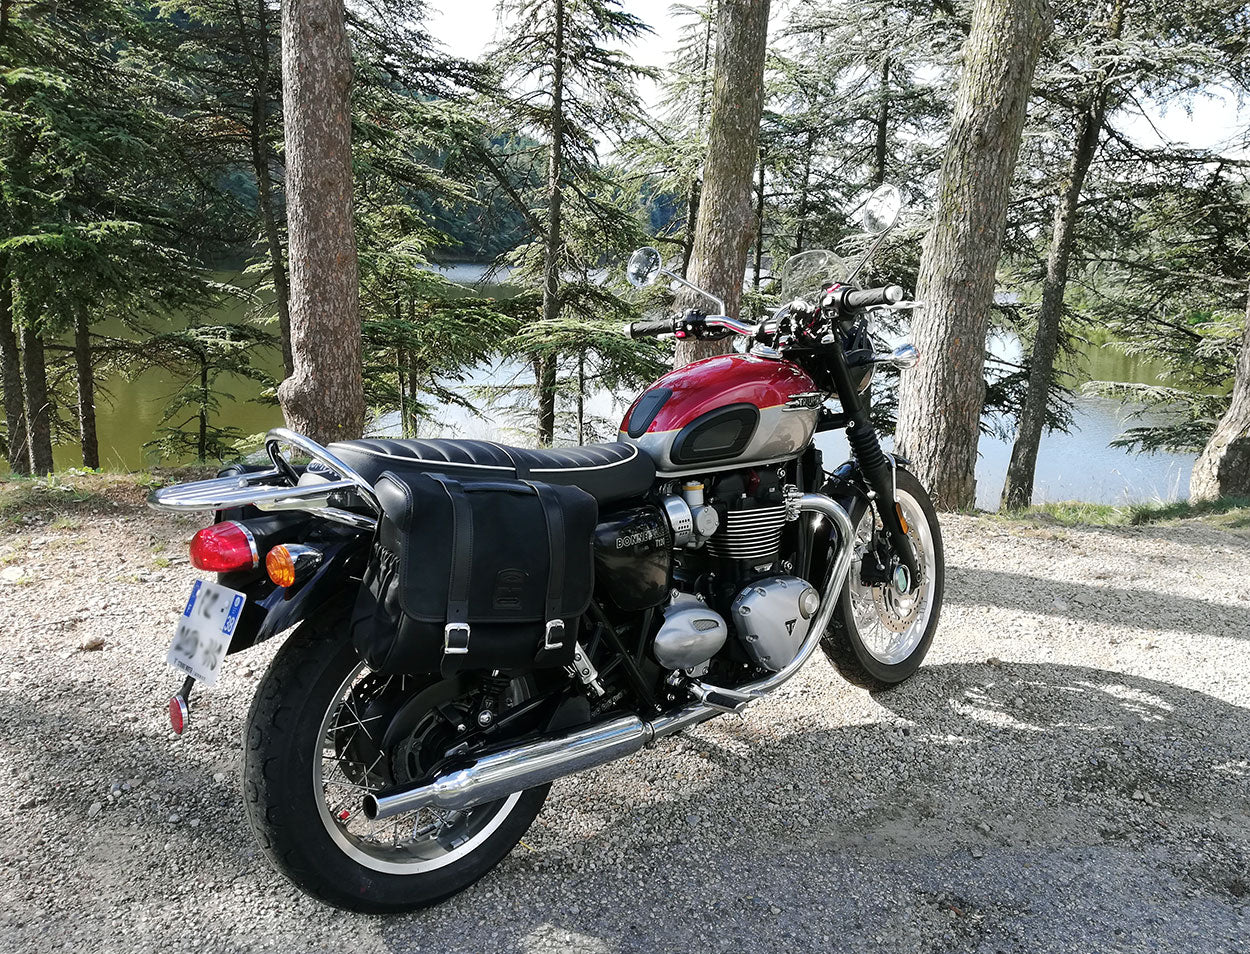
[592,504,672,612]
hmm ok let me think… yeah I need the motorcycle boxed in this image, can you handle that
[149,184,943,912]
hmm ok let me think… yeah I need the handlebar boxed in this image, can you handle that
[841,285,905,309]
[624,313,759,340]
[624,316,676,339]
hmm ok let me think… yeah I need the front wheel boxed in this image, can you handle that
[242,617,548,912]
[821,468,944,690]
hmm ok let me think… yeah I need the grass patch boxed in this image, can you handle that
[991,497,1250,531]
[0,477,109,525]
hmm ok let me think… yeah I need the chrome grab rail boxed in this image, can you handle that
[147,427,380,527]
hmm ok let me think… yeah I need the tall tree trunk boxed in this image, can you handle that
[73,305,99,469]
[19,325,53,475]
[276,0,365,444]
[873,57,890,187]
[794,129,814,253]
[535,354,557,447]
[536,0,566,447]
[576,350,586,446]
[0,272,29,475]
[893,0,1051,510]
[753,144,765,290]
[675,0,771,367]
[679,0,716,279]
[199,359,209,462]
[1191,286,1250,501]
[680,179,701,279]
[242,0,292,377]
[1001,0,1124,510]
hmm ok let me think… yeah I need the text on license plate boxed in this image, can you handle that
[166,580,246,686]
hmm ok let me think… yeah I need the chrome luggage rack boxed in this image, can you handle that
[147,427,380,530]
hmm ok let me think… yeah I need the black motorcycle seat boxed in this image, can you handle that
[326,438,656,505]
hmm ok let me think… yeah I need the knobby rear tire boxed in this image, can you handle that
[241,614,549,913]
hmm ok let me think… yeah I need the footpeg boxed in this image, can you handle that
[689,683,751,713]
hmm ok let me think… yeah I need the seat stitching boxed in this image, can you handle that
[529,445,641,472]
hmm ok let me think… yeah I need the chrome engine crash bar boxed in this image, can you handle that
[147,427,380,526]
[363,492,854,821]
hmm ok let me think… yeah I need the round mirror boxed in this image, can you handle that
[626,247,663,288]
[861,184,902,234]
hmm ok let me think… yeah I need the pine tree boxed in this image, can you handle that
[489,0,659,445]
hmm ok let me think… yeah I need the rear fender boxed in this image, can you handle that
[224,536,368,654]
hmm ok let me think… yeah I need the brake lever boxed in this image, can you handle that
[876,300,925,312]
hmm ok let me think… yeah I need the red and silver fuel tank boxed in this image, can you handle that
[618,354,820,476]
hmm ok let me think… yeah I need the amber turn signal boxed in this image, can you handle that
[266,544,322,588]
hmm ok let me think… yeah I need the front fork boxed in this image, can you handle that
[825,336,922,588]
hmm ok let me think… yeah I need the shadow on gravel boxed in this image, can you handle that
[947,565,1250,639]
[375,663,1250,954]
[4,656,1248,953]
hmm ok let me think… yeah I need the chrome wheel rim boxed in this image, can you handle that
[312,662,523,875]
[847,488,936,666]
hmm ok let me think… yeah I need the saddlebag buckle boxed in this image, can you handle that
[444,622,471,655]
[543,619,566,651]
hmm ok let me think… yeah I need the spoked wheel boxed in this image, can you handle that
[243,618,549,912]
[821,468,944,690]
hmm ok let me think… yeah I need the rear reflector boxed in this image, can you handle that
[169,694,188,735]
[189,521,258,573]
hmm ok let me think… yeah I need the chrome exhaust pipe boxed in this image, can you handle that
[362,492,853,823]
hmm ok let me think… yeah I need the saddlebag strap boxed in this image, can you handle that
[431,475,473,655]
[527,481,567,651]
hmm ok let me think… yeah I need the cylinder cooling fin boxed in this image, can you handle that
[705,505,787,561]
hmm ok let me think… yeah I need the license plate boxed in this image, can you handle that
[166,580,246,686]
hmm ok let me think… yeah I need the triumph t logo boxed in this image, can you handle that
[785,618,797,635]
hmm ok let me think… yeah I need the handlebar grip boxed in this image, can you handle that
[625,317,676,338]
[843,285,905,309]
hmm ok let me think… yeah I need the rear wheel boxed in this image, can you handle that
[821,468,944,690]
[242,617,548,912]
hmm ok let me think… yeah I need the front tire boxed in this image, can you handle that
[821,468,944,690]
[242,617,548,912]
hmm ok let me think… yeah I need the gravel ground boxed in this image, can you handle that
[0,477,1247,953]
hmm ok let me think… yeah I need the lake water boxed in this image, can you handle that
[40,268,1197,509]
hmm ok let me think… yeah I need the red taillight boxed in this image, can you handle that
[189,521,258,572]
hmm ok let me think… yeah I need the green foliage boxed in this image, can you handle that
[136,321,275,462]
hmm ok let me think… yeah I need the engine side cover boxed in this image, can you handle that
[731,576,821,671]
[653,601,729,670]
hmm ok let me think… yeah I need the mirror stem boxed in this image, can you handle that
[661,269,726,316]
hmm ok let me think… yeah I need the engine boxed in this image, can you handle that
[651,464,822,674]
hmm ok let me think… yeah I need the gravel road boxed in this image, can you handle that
[0,478,1246,953]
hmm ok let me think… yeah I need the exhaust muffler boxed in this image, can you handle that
[362,492,853,822]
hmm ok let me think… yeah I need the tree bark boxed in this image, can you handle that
[73,305,99,469]
[893,0,1051,510]
[1191,286,1250,501]
[752,144,765,290]
[675,0,771,367]
[0,272,29,475]
[276,0,365,445]
[19,325,53,475]
[535,0,566,447]
[873,57,890,187]
[1001,0,1124,509]
[250,0,293,378]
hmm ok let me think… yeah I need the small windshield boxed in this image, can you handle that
[779,250,849,300]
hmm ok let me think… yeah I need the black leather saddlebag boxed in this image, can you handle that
[351,471,597,674]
